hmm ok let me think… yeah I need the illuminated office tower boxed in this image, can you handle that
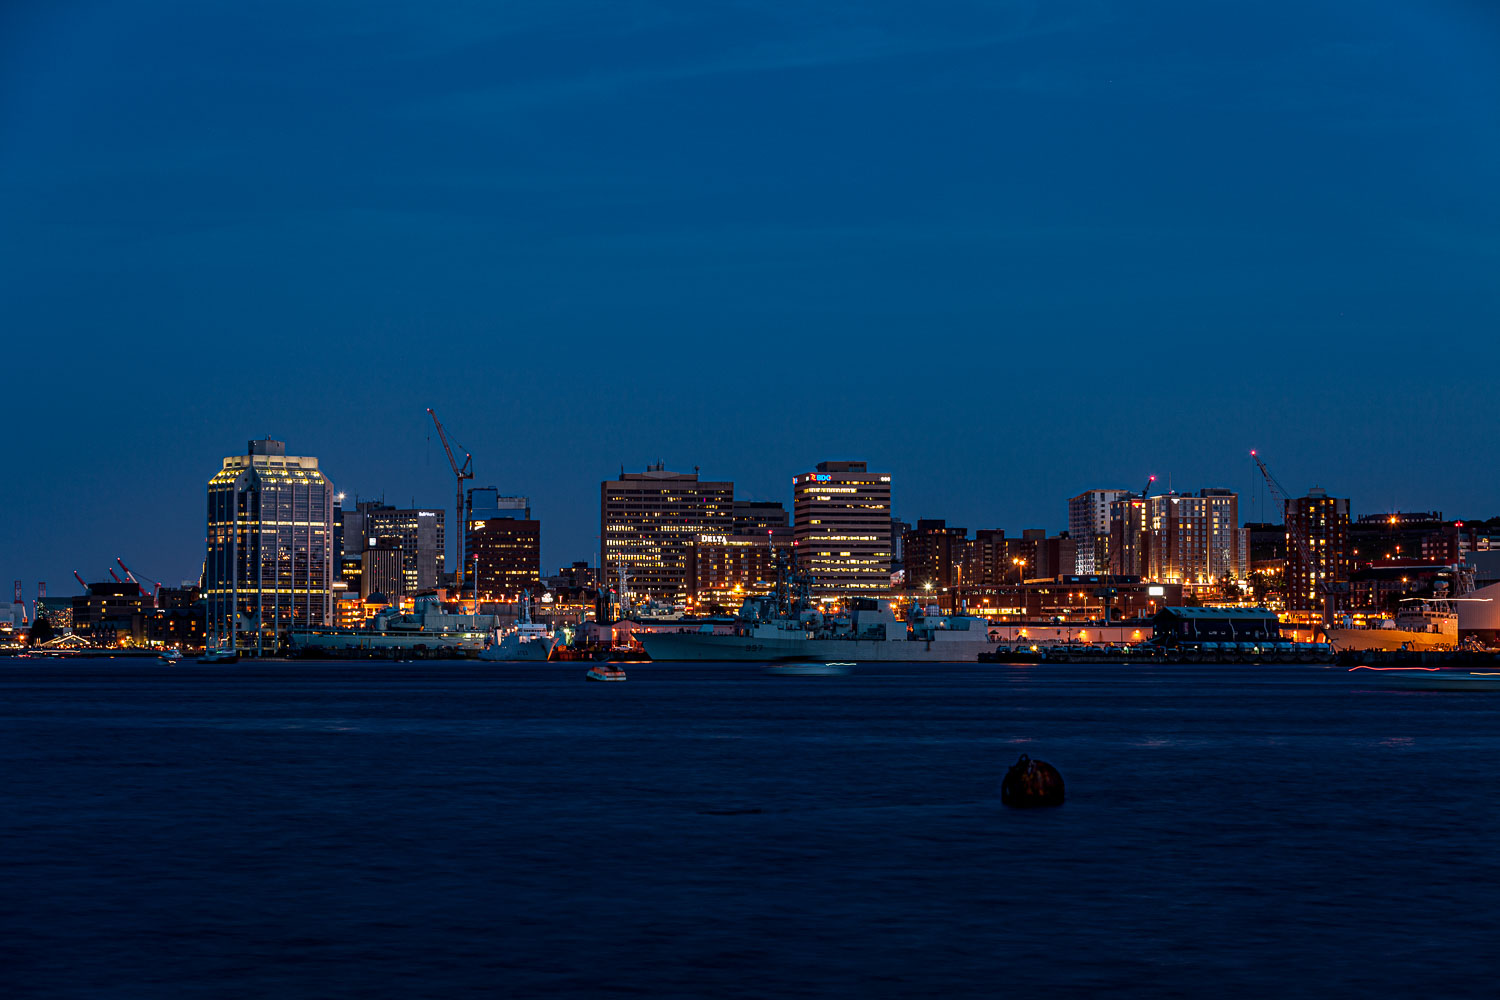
[205,439,335,654]
[792,461,893,595]
[601,464,733,603]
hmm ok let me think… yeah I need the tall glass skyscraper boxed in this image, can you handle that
[205,439,335,654]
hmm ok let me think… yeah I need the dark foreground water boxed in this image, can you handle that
[2,660,1498,998]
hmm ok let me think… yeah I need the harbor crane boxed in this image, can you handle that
[427,408,474,590]
[117,557,164,606]
[73,570,89,592]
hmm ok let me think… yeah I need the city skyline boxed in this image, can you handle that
[2,427,1493,600]
[3,1,1497,593]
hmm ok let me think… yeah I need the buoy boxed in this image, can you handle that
[1000,753,1065,808]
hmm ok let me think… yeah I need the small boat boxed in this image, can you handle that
[198,648,240,664]
[158,649,183,663]
[586,664,627,682]
[765,662,851,676]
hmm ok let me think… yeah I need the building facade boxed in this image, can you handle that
[1109,497,1152,577]
[688,529,793,608]
[1068,489,1130,573]
[341,502,445,596]
[732,500,789,533]
[470,517,542,598]
[792,462,892,596]
[1145,490,1245,584]
[1285,489,1350,615]
[71,581,148,646]
[204,439,335,654]
[360,538,405,600]
[601,465,733,602]
[902,519,970,591]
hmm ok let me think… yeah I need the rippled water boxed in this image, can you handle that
[3,660,1498,997]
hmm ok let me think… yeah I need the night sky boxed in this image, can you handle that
[2,1,1497,593]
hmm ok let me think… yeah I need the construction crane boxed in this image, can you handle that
[427,408,474,590]
[1140,474,1156,499]
[1251,450,1333,623]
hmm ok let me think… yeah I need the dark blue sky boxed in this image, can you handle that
[2,0,1497,593]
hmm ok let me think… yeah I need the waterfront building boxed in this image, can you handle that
[367,506,445,594]
[470,516,542,598]
[793,461,892,596]
[1349,511,1463,571]
[938,576,1181,622]
[601,464,733,602]
[1109,497,1152,577]
[341,501,445,595]
[144,588,206,649]
[35,593,73,633]
[1285,489,1350,615]
[71,581,148,646]
[340,554,363,598]
[1145,489,1246,584]
[465,489,532,594]
[204,439,335,653]
[361,537,405,600]
[688,528,794,607]
[1068,489,1130,573]
[902,520,969,592]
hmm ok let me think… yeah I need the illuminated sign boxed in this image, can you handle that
[698,534,729,545]
[815,474,831,482]
[1148,585,1165,596]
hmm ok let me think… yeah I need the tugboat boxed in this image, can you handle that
[586,663,627,682]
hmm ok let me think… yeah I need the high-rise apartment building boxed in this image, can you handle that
[1285,488,1350,615]
[1109,490,1247,584]
[1109,497,1152,577]
[601,465,733,602]
[902,519,969,591]
[1145,489,1246,584]
[205,439,335,654]
[793,461,892,595]
[1069,489,1130,573]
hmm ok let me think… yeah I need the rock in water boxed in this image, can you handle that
[1000,754,1065,808]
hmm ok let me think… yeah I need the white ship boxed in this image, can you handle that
[1325,590,1460,652]
[478,598,557,662]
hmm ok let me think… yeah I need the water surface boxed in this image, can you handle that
[2,660,1497,997]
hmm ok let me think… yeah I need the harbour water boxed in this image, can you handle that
[3,659,1499,997]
